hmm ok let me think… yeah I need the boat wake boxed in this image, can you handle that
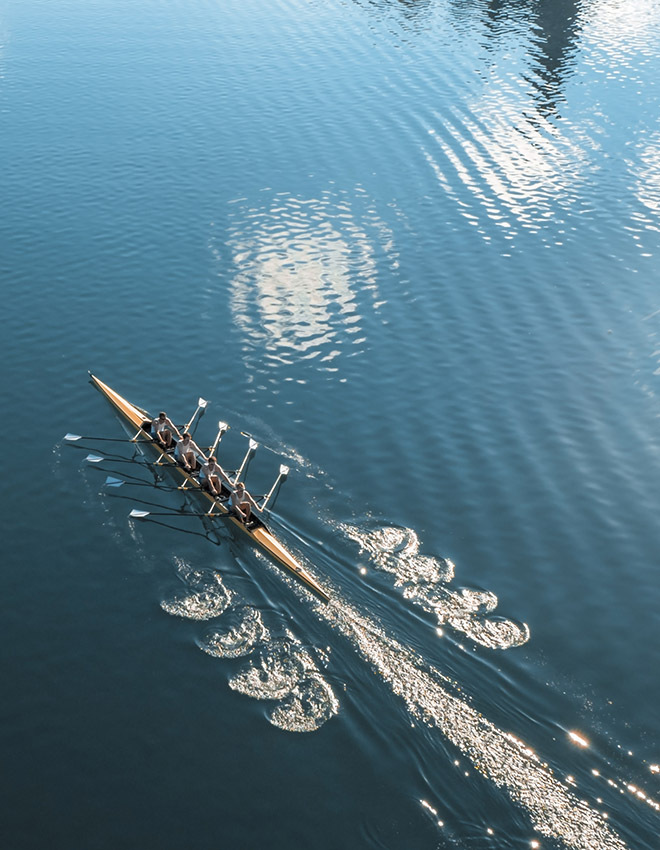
[200,606,270,659]
[228,634,339,733]
[67,435,656,845]
[160,559,233,620]
[317,597,630,850]
[341,522,530,650]
[161,556,339,733]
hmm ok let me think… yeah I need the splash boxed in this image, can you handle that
[343,523,529,649]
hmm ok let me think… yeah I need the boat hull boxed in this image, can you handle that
[88,373,330,603]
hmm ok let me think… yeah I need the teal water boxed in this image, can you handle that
[3,0,660,847]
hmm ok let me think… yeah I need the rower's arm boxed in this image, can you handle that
[216,464,233,485]
[168,418,182,438]
[244,489,262,512]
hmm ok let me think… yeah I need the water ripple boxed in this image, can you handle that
[228,632,338,732]
[343,523,529,650]
[199,606,270,659]
[208,188,392,377]
[160,557,232,621]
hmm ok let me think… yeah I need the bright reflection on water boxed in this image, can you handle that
[320,597,628,850]
[213,189,390,374]
[4,0,660,846]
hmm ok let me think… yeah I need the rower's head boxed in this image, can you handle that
[181,433,190,441]
[208,456,217,465]
[235,482,244,492]
[158,412,167,420]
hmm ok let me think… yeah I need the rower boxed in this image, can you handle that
[175,432,205,473]
[230,481,260,525]
[200,455,231,498]
[152,411,180,449]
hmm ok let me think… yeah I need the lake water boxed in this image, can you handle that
[2,0,660,847]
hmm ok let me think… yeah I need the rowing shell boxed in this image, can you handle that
[88,373,330,603]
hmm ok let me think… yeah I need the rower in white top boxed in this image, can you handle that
[200,455,232,498]
[230,481,261,525]
[176,432,205,473]
[152,411,180,449]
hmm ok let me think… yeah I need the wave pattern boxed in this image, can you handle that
[162,557,338,732]
[342,523,529,649]
[200,607,270,659]
[321,600,627,850]
[209,189,392,376]
[229,634,339,733]
[160,558,233,621]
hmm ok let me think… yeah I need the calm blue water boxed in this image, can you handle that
[3,0,660,847]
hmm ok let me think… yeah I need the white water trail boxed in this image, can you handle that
[316,596,627,850]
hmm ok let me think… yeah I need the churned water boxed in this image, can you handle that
[2,0,660,847]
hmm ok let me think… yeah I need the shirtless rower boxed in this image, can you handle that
[200,456,231,497]
[230,481,260,524]
[176,432,205,472]
[153,411,180,449]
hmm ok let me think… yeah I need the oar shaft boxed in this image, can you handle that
[183,398,208,433]
[261,475,283,510]
[65,434,136,443]
[183,407,200,433]
[233,439,258,483]
[261,465,289,510]
[210,422,229,456]
[130,509,232,519]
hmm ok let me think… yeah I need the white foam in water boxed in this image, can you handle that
[319,601,627,850]
[268,674,340,733]
[160,558,232,621]
[343,523,529,649]
[228,632,338,732]
[229,635,313,701]
[200,607,270,659]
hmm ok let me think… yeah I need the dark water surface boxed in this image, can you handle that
[3,0,660,847]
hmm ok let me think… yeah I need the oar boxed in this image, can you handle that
[260,464,289,511]
[183,397,208,433]
[233,438,258,484]
[124,511,222,543]
[209,421,229,456]
[85,454,137,465]
[65,433,135,443]
[129,508,232,520]
[103,475,180,491]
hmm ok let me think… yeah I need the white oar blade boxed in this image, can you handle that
[249,439,259,452]
[64,433,82,441]
[279,465,289,476]
[218,421,228,432]
[129,509,151,518]
[198,397,208,408]
[104,476,124,488]
[85,454,105,463]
